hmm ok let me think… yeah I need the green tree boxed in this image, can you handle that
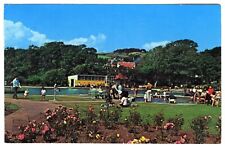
[42,68,67,86]
[137,39,199,86]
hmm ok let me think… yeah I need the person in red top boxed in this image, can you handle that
[207,86,214,95]
[206,86,214,105]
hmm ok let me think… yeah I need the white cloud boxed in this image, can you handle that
[143,40,170,50]
[65,37,88,45]
[4,20,26,39]
[4,19,106,49]
[29,30,50,44]
[64,33,106,47]
[4,19,50,48]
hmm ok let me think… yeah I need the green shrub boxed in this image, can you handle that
[190,115,211,144]
[99,106,122,129]
[167,114,184,135]
[127,108,142,126]
[153,112,164,127]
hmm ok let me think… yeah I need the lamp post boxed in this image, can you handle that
[53,83,57,101]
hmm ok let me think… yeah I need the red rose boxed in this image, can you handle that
[31,128,36,133]
[175,140,181,144]
[17,133,25,140]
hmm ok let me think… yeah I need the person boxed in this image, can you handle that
[132,84,138,98]
[111,83,118,99]
[54,83,57,90]
[105,86,113,104]
[205,86,214,105]
[120,96,130,107]
[144,90,152,102]
[96,86,104,99]
[208,86,214,94]
[144,93,148,102]
[118,83,123,92]
[41,86,47,101]
[168,92,176,103]
[121,90,129,98]
[163,90,167,101]
[212,91,221,107]
[24,89,29,98]
[193,91,200,103]
[192,87,197,94]
[145,83,152,102]
[197,90,207,103]
[11,77,21,99]
[146,82,153,90]
[154,91,161,98]
[117,83,123,99]
[53,84,59,100]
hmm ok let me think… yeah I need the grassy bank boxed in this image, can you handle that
[5,102,20,115]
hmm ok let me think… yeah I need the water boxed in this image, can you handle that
[5,87,186,95]
[5,87,191,102]
[5,87,90,95]
[135,97,194,104]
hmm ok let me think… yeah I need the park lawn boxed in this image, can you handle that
[97,54,112,59]
[5,102,20,110]
[63,102,221,135]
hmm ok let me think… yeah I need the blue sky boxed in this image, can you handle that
[4,4,221,52]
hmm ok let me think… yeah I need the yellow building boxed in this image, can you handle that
[68,75,114,87]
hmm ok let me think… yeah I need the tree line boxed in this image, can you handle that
[137,39,221,86]
[5,42,108,86]
[4,39,221,87]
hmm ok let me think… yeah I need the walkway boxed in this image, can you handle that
[5,98,58,133]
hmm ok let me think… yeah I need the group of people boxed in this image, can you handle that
[192,86,221,106]
[110,83,136,107]
[94,83,134,107]
[143,89,176,103]
[10,77,47,100]
[10,77,221,107]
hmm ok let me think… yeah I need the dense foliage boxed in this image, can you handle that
[5,39,221,86]
[137,39,221,86]
[190,116,212,144]
[5,42,108,86]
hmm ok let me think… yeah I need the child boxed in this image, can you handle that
[24,89,29,98]
[41,86,46,101]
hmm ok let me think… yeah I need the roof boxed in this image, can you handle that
[117,61,135,69]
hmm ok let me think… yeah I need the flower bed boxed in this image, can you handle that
[5,105,221,143]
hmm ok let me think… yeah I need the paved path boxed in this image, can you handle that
[5,98,59,133]
[5,98,116,133]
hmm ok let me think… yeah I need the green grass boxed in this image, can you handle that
[5,102,20,111]
[97,54,112,59]
[62,102,221,135]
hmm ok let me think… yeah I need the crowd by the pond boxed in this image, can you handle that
[90,83,221,107]
[90,82,178,107]
[10,77,221,107]
[185,86,221,107]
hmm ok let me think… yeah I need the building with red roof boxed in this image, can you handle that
[117,61,136,69]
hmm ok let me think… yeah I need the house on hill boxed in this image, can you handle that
[117,61,136,69]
